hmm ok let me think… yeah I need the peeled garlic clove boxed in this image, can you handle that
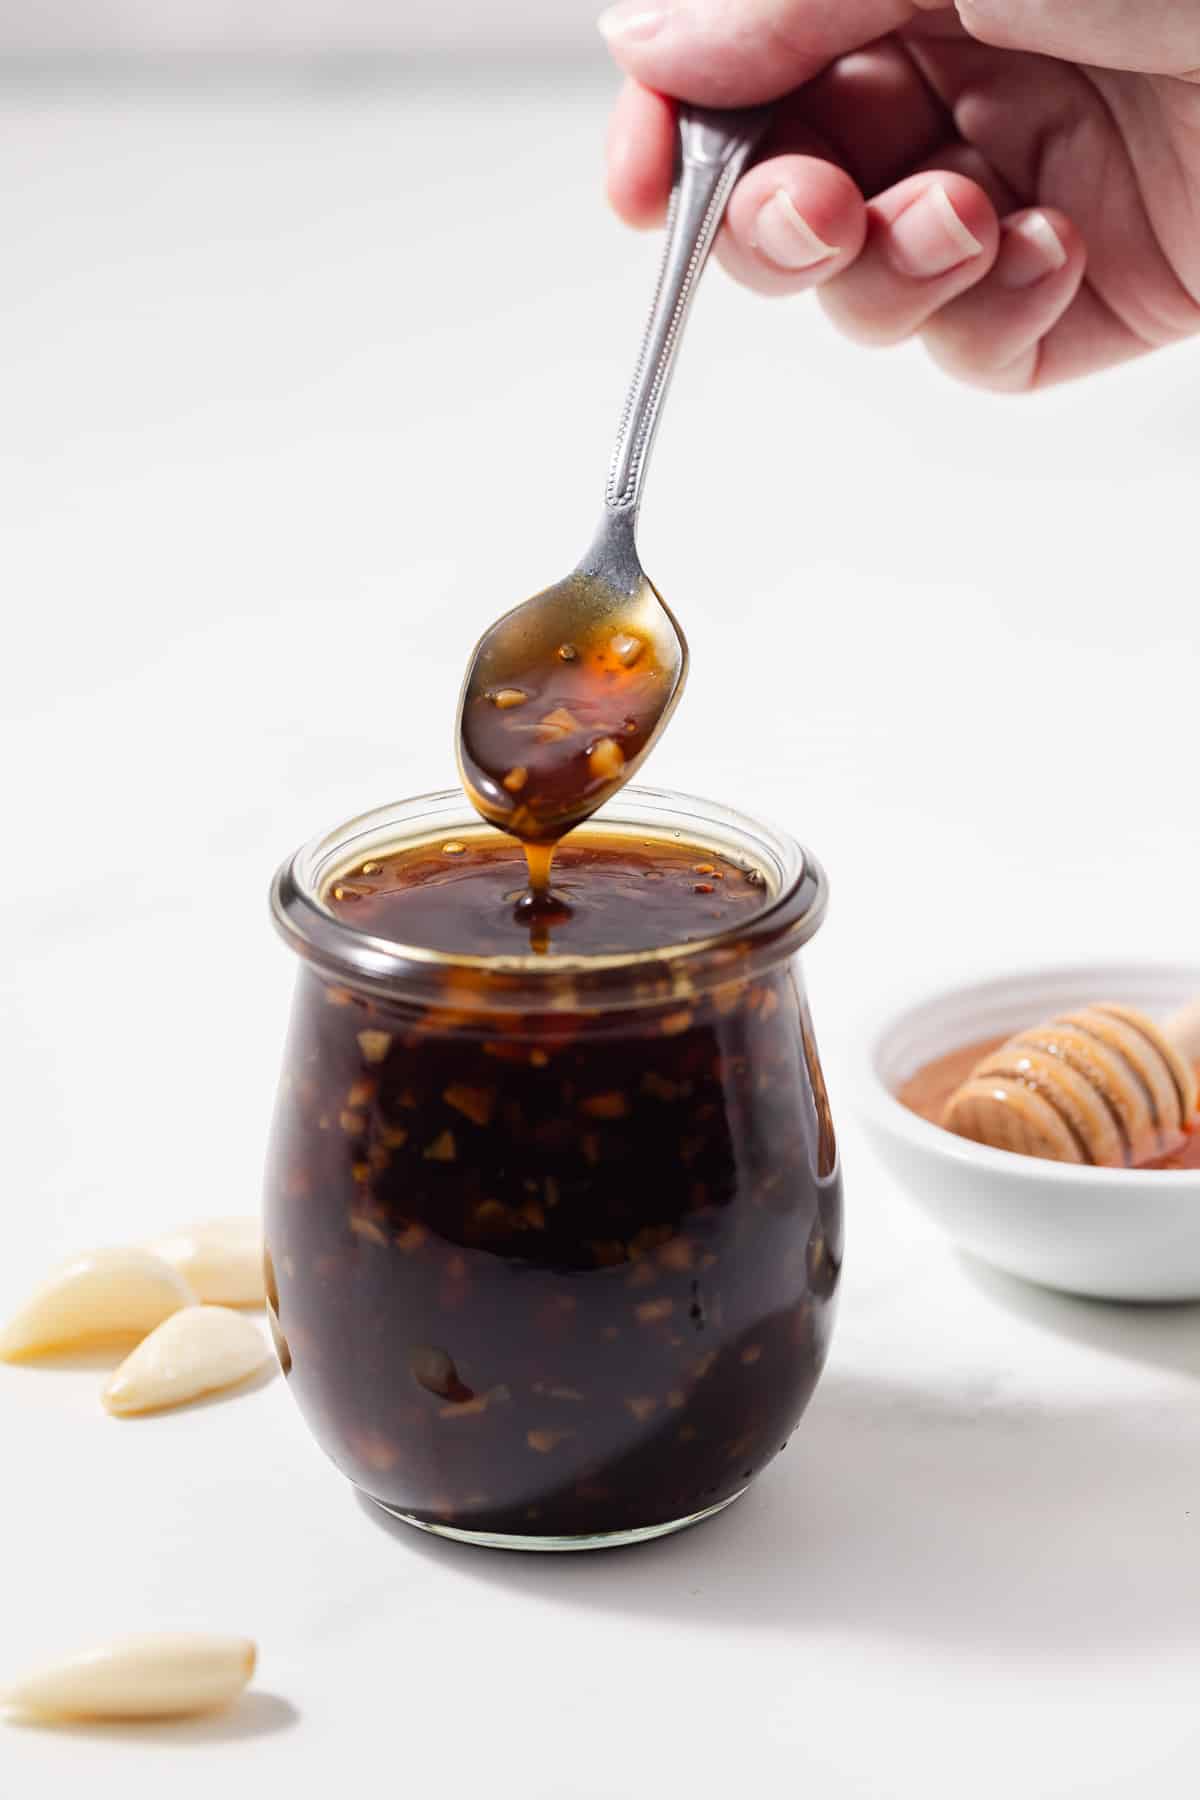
[103,1305,271,1415]
[1,1634,256,1721]
[146,1216,264,1306]
[0,1249,195,1362]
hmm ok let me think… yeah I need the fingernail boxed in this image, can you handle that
[998,211,1068,289]
[597,3,669,43]
[751,189,839,272]
[888,183,984,280]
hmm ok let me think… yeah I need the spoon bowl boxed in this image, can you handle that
[456,523,688,844]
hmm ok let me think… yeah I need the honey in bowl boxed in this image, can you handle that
[899,1037,1200,1170]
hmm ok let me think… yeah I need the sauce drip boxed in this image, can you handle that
[456,575,685,938]
[518,842,561,953]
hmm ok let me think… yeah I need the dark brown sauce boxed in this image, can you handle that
[328,831,768,959]
[457,597,680,908]
[267,830,840,1540]
[899,1036,1200,1170]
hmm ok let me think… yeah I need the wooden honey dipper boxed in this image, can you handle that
[943,998,1200,1166]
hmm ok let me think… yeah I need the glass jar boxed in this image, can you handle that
[265,787,841,1550]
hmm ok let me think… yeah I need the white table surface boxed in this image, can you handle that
[2,61,1198,1799]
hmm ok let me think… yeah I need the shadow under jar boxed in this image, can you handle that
[265,788,841,1550]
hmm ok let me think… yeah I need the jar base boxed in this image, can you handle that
[367,1486,748,1552]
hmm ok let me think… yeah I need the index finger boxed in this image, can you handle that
[606,79,676,228]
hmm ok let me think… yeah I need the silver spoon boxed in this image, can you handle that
[457,102,776,859]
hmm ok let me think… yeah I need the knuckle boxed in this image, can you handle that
[925,330,1039,392]
[818,291,916,347]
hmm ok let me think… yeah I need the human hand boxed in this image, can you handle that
[600,0,1200,389]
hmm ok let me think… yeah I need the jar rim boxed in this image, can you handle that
[269,786,827,1014]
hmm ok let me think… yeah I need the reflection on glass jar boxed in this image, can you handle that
[265,789,841,1550]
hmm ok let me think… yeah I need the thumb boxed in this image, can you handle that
[597,0,925,106]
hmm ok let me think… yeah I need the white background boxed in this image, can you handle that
[1,51,1198,1800]
[0,1,598,55]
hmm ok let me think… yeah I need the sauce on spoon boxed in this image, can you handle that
[456,568,685,944]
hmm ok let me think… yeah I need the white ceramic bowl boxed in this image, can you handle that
[859,962,1200,1303]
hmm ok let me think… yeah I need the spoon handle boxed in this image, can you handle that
[605,102,776,519]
